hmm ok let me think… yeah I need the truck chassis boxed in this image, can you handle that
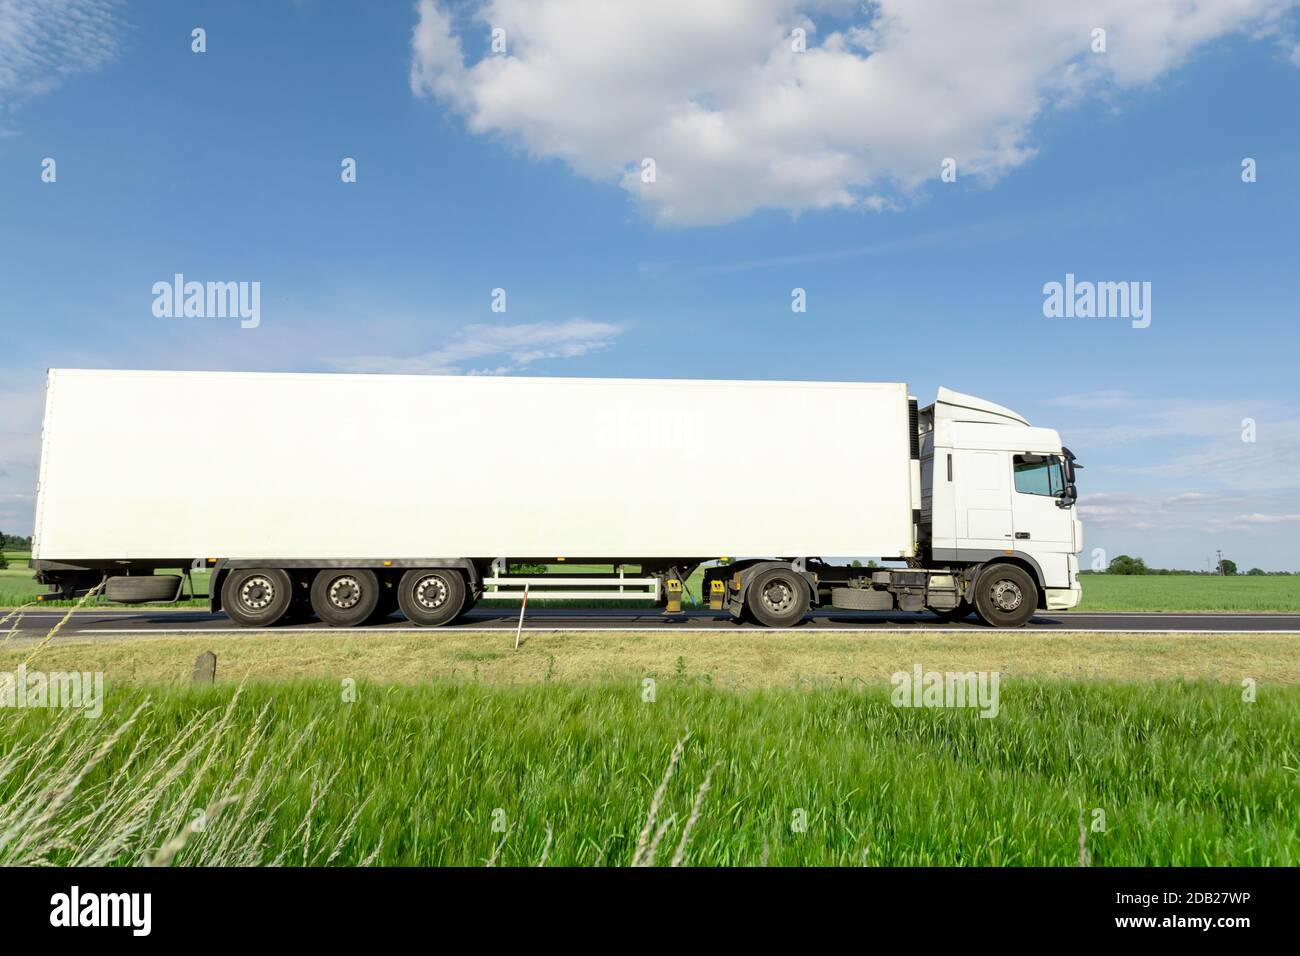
[35,552,1046,628]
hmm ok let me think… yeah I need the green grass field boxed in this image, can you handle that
[4,603,1297,866]
[1,678,1295,866]
[1075,573,1300,612]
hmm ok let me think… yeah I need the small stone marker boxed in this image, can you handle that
[192,651,217,684]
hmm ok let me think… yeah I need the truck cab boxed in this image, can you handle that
[919,387,1082,614]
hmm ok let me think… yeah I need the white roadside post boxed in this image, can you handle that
[514,583,529,650]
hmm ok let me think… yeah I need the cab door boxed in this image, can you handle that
[951,448,1013,550]
[1011,454,1075,586]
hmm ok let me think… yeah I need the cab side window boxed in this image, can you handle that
[1013,455,1063,496]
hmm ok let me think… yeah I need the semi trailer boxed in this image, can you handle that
[31,368,1082,628]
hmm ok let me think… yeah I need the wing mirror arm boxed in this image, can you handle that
[1056,482,1078,508]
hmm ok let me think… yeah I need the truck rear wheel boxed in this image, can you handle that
[222,568,293,627]
[397,569,465,627]
[745,568,809,628]
[311,569,381,627]
[972,565,1037,627]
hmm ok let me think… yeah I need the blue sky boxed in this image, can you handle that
[2,0,1300,569]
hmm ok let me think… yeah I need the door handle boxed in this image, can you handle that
[1015,532,1030,539]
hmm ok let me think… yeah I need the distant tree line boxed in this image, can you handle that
[0,532,34,570]
[1080,555,1289,576]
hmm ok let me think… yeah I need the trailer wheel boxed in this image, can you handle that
[222,568,293,627]
[311,569,381,627]
[972,565,1037,627]
[397,569,466,627]
[745,568,809,628]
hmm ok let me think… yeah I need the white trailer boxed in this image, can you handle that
[32,368,1082,627]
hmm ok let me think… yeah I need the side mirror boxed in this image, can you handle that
[1056,483,1077,508]
[1062,448,1081,482]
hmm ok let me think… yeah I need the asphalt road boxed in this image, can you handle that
[5,607,1300,639]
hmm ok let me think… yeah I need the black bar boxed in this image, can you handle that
[0,866,1283,942]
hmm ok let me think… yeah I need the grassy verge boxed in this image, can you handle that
[1,678,1295,866]
[3,629,1297,685]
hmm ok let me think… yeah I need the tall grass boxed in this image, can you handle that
[1,678,1295,866]
[0,685,383,866]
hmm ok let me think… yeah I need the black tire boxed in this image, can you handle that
[104,575,181,604]
[931,599,974,622]
[972,564,1038,627]
[310,569,381,627]
[744,567,810,628]
[221,568,293,627]
[397,569,466,627]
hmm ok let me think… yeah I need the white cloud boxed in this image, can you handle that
[0,0,123,122]
[410,0,1298,225]
[1234,512,1300,524]
[335,319,623,374]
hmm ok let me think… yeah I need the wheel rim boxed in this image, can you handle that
[328,575,362,610]
[761,578,796,614]
[989,579,1023,612]
[414,575,449,611]
[239,575,276,610]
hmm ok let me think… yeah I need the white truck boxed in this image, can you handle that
[31,368,1082,627]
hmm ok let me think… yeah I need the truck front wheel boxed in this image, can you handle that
[397,569,466,627]
[972,565,1037,627]
[745,568,809,628]
[222,568,293,627]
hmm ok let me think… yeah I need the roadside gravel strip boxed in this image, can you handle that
[4,608,1300,641]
